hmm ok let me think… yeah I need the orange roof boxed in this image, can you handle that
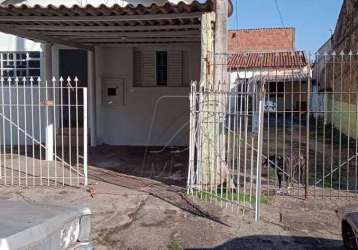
[228,28,295,53]
[228,51,307,69]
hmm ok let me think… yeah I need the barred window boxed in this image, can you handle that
[0,52,41,83]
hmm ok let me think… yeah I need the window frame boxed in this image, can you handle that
[0,51,41,84]
[155,50,168,86]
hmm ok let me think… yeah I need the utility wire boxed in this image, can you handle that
[274,0,286,27]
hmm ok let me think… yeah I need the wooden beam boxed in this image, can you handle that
[84,41,201,46]
[72,37,201,43]
[0,12,202,22]
[17,24,201,32]
[0,25,94,50]
[43,30,201,38]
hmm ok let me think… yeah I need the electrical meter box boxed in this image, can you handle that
[102,78,126,106]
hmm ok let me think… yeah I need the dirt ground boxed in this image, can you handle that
[0,164,355,250]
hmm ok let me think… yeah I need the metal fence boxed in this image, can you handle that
[188,51,358,220]
[0,77,88,186]
[187,80,265,220]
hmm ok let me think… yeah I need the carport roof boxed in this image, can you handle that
[0,0,214,50]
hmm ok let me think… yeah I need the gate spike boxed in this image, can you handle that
[29,77,34,85]
[339,50,345,56]
[66,77,73,88]
[348,50,353,56]
[74,76,79,88]
[331,51,336,56]
[36,76,41,83]
[22,77,26,85]
[52,76,56,87]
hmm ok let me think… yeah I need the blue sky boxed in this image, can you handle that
[228,0,344,52]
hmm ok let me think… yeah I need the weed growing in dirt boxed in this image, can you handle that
[167,240,183,250]
[192,190,268,204]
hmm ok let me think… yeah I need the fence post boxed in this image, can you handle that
[83,88,88,186]
[306,65,312,199]
[255,83,265,222]
[187,81,196,194]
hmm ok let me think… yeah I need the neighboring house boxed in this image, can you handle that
[311,37,332,119]
[313,0,358,137]
[0,0,229,147]
[228,28,309,112]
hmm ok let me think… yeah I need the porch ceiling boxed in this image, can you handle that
[0,0,214,50]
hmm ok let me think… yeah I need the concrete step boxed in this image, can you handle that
[55,135,84,147]
[57,128,84,136]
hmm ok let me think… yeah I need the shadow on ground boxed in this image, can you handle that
[187,235,344,250]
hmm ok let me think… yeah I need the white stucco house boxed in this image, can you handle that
[0,0,229,148]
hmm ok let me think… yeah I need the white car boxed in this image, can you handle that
[0,201,93,250]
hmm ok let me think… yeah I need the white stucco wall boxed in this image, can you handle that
[94,44,201,146]
[0,32,42,52]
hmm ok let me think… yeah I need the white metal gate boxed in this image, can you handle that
[0,77,88,186]
[187,80,265,221]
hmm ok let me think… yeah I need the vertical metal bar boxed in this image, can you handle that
[187,81,195,194]
[52,77,57,186]
[1,77,5,185]
[15,77,20,185]
[255,84,265,222]
[8,78,13,185]
[38,77,42,185]
[198,86,204,199]
[75,77,79,185]
[330,52,336,198]
[83,88,88,186]
[339,52,343,198]
[242,79,249,214]
[60,77,64,186]
[45,79,50,186]
[346,52,351,197]
[298,66,302,197]
[322,53,327,197]
[282,65,287,193]
[22,77,28,186]
[314,54,318,198]
[290,67,294,194]
[306,54,312,199]
[231,81,238,208]
[67,77,72,186]
[237,78,244,207]
[30,77,35,185]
